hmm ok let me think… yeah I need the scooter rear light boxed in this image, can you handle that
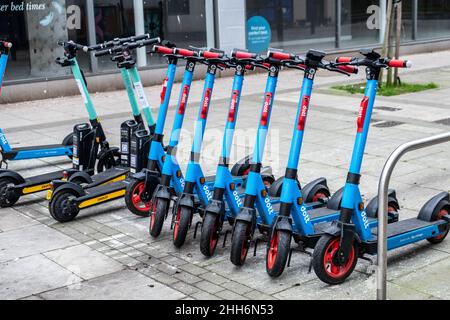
[62,171,69,180]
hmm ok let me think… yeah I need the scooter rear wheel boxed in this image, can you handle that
[125,179,152,217]
[49,190,80,223]
[149,197,169,238]
[173,206,192,248]
[62,132,74,159]
[266,230,291,277]
[96,149,121,173]
[427,206,450,244]
[230,221,251,266]
[200,213,221,257]
[312,234,358,285]
[0,177,21,208]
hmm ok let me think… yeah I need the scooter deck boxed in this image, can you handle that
[7,144,68,152]
[77,180,126,202]
[271,202,329,217]
[371,218,441,239]
[25,170,64,185]
[87,167,129,188]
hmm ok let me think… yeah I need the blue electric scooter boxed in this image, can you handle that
[309,50,448,285]
[228,49,372,267]
[124,45,203,216]
[0,40,73,167]
[199,49,278,257]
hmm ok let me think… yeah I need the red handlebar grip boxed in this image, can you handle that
[2,42,12,48]
[269,51,293,61]
[202,51,222,59]
[233,50,257,59]
[388,59,412,68]
[336,57,352,63]
[175,48,195,57]
[338,65,358,74]
[153,45,173,55]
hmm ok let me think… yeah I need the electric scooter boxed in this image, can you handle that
[309,50,444,285]
[199,49,278,257]
[0,41,119,208]
[228,49,372,267]
[0,40,73,167]
[48,38,166,222]
[170,49,266,248]
[124,45,204,217]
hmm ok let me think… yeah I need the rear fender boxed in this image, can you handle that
[230,154,252,176]
[0,170,25,184]
[273,215,292,233]
[418,191,450,222]
[326,186,344,210]
[52,181,85,198]
[68,171,92,184]
[365,189,400,218]
[302,177,330,203]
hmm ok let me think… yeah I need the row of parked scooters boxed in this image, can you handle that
[1,35,449,285]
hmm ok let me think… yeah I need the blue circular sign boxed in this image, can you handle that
[246,16,271,54]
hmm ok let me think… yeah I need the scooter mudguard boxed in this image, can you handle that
[154,183,172,200]
[52,180,85,198]
[204,199,225,217]
[68,171,93,184]
[418,191,450,222]
[322,219,360,244]
[326,186,344,210]
[301,177,329,203]
[268,176,283,197]
[273,215,293,233]
[130,171,146,182]
[365,189,400,218]
[235,206,257,224]
[230,155,252,177]
[97,147,120,164]
[0,170,25,184]
[178,192,195,209]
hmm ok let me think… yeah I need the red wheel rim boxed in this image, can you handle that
[173,207,181,240]
[434,209,449,241]
[312,192,328,202]
[243,168,250,176]
[209,217,219,253]
[323,238,355,279]
[149,199,158,231]
[240,224,250,262]
[131,182,152,212]
[267,231,279,270]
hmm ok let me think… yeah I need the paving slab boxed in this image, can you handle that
[40,269,185,300]
[0,254,81,300]
[44,244,124,280]
[0,224,79,263]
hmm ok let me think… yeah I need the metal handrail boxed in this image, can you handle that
[377,131,450,300]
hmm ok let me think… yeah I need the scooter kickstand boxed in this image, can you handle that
[222,229,232,248]
[193,221,202,239]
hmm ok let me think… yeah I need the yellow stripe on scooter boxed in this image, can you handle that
[78,190,126,209]
[101,174,127,185]
[22,183,52,194]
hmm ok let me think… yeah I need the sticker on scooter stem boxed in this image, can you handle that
[297,95,310,130]
[178,84,190,115]
[228,90,239,122]
[260,92,273,126]
[134,81,149,107]
[160,77,168,104]
[357,96,369,133]
[75,79,88,104]
[200,88,212,119]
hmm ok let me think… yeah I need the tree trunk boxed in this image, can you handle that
[394,1,402,86]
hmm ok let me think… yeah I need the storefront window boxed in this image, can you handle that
[417,0,450,40]
[0,0,89,81]
[246,0,337,53]
[340,0,380,49]
[144,0,207,66]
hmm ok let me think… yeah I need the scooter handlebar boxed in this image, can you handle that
[1,41,12,49]
[231,49,258,59]
[387,59,412,68]
[57,40,89,53]
[201,50,225,59]
[336,64,358,74]
[336,56,353,63]
[267,49,295,61]
[153,45,174,55]
[173,48,196,57]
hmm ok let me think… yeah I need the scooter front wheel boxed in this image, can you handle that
[149,197,169,237]
[125,179,152,217]
[312,234,358,285]
[173,206,192,248]
[230,221,252,266]
[200,213,221,257]
[266,230,291,277]
[0,177,21,208]
[49,190,80,223]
